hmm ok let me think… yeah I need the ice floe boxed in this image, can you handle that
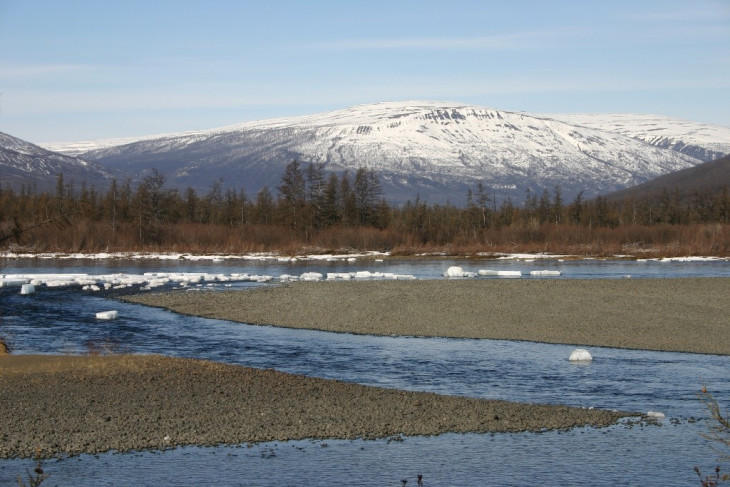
[443,266,477,278]
[478,270,522,277]
[0,277,31,287]
[20,283,36,295]
[0,267,416,292]
[444,267,565,279]
[569,348,593,362]
[327,272,353,280]
[530,270,562,277]
[300,272,324,281]
[637,256,729,263]
[95,310,119,320]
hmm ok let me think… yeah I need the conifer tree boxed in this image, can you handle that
[278,160,306,228]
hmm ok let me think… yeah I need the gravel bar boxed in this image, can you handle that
[125,277,730,355]
[0,355,633,458]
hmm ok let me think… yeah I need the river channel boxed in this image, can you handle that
[1,256,729,486]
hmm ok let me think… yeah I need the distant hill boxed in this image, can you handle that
[0,132,116,193]
[602,154,730,203]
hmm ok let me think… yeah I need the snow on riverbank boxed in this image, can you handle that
[2,251,727,293]
[2,250,727,263]
[0,264,566,293]
[0,269,421,292]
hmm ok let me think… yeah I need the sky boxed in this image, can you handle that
[1,0,729,144]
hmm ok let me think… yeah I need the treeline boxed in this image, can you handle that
[1,160,729,256]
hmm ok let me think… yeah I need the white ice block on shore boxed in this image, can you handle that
[20,283,36,295]
[300,272,323,281]
[327,272,353,280]
[96,310,119,320]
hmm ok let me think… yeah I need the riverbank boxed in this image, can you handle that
[3,249,729,262]
[0,354,632,459]
[124,277,730,355]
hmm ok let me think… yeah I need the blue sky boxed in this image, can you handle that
[1,0,729,143]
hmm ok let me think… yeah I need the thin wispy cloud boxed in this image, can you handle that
[308,29,573,51]
[10,72,725,119]
[0,63,97,79]
[623,6,730,23]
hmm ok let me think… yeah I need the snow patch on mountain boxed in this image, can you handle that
[548,113,730,162]
[40,135,167,157]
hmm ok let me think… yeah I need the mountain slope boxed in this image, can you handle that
[603,154,730,204]
[549,113,730,162]
[80,101,704,204]
[0,132,116,192]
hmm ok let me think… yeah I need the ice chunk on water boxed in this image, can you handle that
[569,348,593,362]
[20,283,36,295]
[96,310,118,320]
[443,266,476,278]
[530,270,561,276]
[478,270,522,277]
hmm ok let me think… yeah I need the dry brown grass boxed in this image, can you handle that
[5,216,730,257]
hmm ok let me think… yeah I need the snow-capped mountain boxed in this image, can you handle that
[75,101,707,204]
[41,135,166,158]
[549,113,730,163]
[0,132,116,192]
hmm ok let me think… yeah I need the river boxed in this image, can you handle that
[1,255,729,486]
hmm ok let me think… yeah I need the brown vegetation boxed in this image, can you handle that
[2,161,729,257]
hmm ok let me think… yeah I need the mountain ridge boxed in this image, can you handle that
[5,101,730,204]
[42,103,730,161]
[0,132,117,192]
[75,101,709,204]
